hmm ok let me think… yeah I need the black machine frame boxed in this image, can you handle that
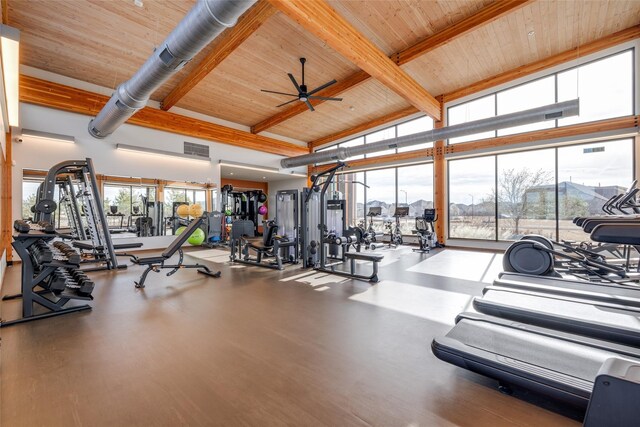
[302,162,384,283]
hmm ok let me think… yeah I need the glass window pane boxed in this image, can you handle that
[103,185,131,217]
[558,51,633,126]
[194,190,207,208]
[397,164,434,234]
[365,168,396,232]
[22,180,41,220]
[397,116,434,152]
[365,127,396,157]
[497,149,556,240]
[448,94,496,144]
[448,156,496,240]
[164,188,187,219]
[557,139,634,240]
[497,76,556,136]
[342,172,365,227]
[341,137,365,160]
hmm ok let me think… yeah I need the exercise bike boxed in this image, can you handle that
[413,208,440,253]
[386,207,409,248]
[361,207,382,250]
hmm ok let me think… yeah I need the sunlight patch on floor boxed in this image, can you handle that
[349,281,473,325]
[407,250,503,283]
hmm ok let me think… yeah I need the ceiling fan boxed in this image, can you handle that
[260,58,343,111]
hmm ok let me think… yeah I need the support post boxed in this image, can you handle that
[433,98,446,245]
[3,131,12,262]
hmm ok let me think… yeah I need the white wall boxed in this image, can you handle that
[267,177,307,212]
[12,103,300,224]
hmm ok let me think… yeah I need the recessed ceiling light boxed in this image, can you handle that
[527,30,535,37]
[262,176,266,179]
[229,172,234,175]
[134,0,143,7]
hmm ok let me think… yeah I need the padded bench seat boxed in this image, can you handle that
[73,241,143,251]
[344,252,384,262]
[343,251,384,283]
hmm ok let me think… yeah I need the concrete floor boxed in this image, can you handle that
[0,246,581,426]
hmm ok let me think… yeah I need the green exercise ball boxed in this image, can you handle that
[187,228,206,246]
[175,226,187,235]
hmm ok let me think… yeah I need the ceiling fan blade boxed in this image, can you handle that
[261,89,299,97]
[288,73,302,93]
[305,100,315,112]
[276,98,299,108]
[308,95,343,102]
[308,79,337,96]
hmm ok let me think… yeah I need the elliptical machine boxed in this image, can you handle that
[413,208,440,253]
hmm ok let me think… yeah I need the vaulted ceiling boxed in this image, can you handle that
[8,0,640,144]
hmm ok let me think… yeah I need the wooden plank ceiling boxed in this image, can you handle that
[8,0,640,144]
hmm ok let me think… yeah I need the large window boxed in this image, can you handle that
[397,164,434,234]
[448,49,634,143]
[397,116,434,152]
[558,50,633,126]
[314,115,435,156]
[497,76,556,136]
[22,178,69,229]
[497,149,556,240]
[448,95,496,144]
[448,156,497,240]
[365,127,396,158]
[557,139,634,240]
[341,137,365,161]
[365,168,396,232]
[448,138,634,241]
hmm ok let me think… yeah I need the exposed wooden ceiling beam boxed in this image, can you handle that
[1,1,7,24]
[252,0,530,134]
[20,75,308,157]
[161,1,277,111]
[310,24,640,150]
[267,0,441,120]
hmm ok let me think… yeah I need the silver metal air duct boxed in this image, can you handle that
[88,0,256,139]
[281,99,580,169]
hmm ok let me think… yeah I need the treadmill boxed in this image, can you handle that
[495,272,640,308]
[475,286,640,346]
[432,311,640,408]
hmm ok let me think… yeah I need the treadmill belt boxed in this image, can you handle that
[476,288,640,346]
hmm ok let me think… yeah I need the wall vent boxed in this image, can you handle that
[583,147,605,154]
[184,141,210,158]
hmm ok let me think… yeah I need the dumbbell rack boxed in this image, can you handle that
[1,228,93,327]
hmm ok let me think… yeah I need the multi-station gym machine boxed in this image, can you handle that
[31,158,142,271]
[301,163,384,282]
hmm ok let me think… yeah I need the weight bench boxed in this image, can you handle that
[129,217,221,288]
[343,252,384,283]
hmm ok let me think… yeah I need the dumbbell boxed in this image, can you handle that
[63,271,94,297]
[13,220,31,233]
[53,242,81,264]
[37,221,56,234]
[49,272,68,293]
